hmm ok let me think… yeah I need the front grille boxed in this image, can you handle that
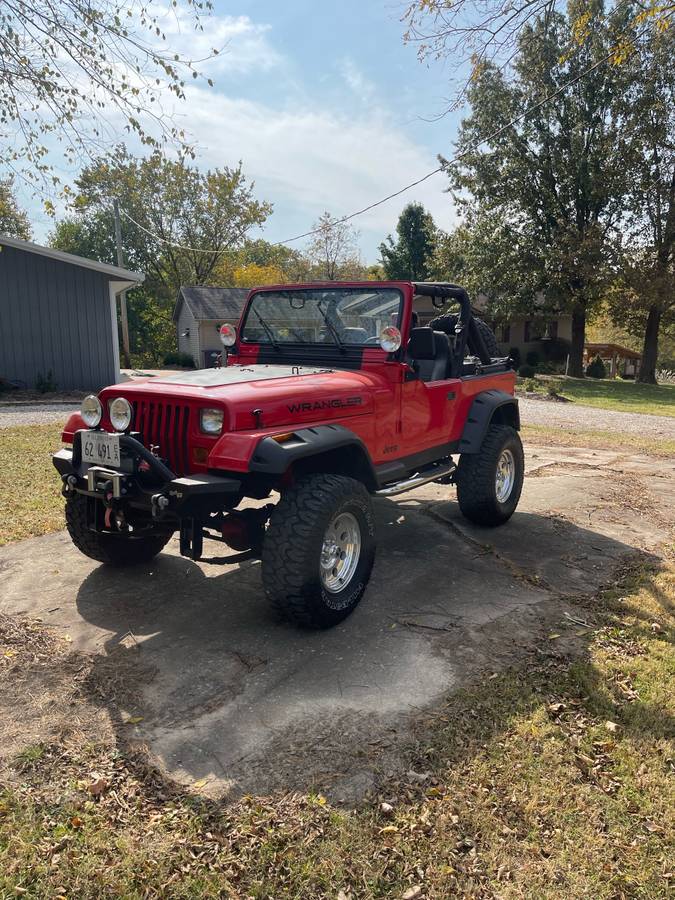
[131,400,191,476]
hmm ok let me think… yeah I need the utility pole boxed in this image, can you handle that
[113,199,132,368]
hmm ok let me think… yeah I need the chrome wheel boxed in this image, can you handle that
[320,511,361,593]
[495,448,515,503]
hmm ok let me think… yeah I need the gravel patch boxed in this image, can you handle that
[519,396,675,437]
[0,404,77,429]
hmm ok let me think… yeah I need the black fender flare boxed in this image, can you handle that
[458,390,520,454]
[249,423,378,490]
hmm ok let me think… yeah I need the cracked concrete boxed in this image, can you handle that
[1,445,673,801]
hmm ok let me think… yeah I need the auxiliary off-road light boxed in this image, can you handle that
[219,323,237,347]
[200,408,224,434]
[379,325,401,353]
[81,394,102,428]
[109,397,133,432]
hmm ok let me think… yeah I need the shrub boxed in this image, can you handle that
[508,347,521,370]
[525,350,540,367]
[35,370,57,393]
[163,351,195,368]
[541,337,571,363]
[524,378,538,392]
[585,355,606,379]
[547,379,564,397]
[518,364,536,378]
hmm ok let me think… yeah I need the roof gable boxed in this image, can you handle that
[174,286,249,323]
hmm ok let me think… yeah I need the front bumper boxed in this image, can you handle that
[53,430,242,518]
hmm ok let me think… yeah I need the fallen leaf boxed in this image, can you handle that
[406,770,430,784]
[193,779,207,789]
[380,802,394,815]
[69,816,83,829]
[379,825,399,834]
[401,887,423,899]
[124,716,143,725]
[548,633,561,640]
[605,720,620,733]
[87,775,108,797]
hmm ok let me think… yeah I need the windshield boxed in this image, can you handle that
[240,288,402,346]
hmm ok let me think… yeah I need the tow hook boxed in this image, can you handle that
[61,474,78,497]
[151,493,170,518]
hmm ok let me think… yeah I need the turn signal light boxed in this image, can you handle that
[272,432,295,443]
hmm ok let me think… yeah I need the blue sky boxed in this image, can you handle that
[24,1,466,262]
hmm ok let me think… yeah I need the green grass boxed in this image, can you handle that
[0,424,64,545]
[536,377,675,417]
[1,562,673,898]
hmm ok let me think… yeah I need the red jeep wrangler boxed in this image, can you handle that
[53,282,523,627]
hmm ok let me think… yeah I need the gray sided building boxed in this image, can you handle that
[0,234,143,391]
[174,286,249,368]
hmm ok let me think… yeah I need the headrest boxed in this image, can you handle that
[407,327,435,359]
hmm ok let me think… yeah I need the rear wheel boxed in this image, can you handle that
[456,425,524,526]
[262,474,376,628]
[65,493,172,566]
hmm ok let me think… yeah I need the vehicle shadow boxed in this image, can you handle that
[73,496,669,800]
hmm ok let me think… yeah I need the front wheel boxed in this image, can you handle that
[262,474,376,628]
[65,493,173,566]
[456,425,524,526]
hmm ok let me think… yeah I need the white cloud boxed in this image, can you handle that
[339,58,376,103]
[180,85,458,257]
[151,9,283,75]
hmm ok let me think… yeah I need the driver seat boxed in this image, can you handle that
[406,327,451,382]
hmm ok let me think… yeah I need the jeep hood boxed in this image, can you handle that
[106,364,384,431]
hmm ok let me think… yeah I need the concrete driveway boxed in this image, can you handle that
[1,446,673,800]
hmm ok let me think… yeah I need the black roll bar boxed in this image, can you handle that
[412,282,492,371]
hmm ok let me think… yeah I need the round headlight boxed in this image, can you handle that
[219,323,237,347]
[81,394,102,428]
[109,397,132,432]
[379,325,402,353]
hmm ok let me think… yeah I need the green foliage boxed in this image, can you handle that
[523,376,538,391]
[35,370,57,393]
[0,180,31,240]
[525,350,540,367]
[162,351,195,368]
[586,356,607,379]
[379,202,437,280]
[518,365,536,378]
[305,212,365,280]
[443,2,630,375]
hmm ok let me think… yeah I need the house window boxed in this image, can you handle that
[524,320,532,342]
[524,320,547,342]
[500,324,511,343]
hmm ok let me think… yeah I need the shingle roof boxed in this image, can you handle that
[175,286,249,322]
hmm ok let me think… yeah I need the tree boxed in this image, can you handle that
[402,0,674,106]
[379,202,437,280]
[608,19,675,383]
[305,212,363,280]
[0,0,216,193]
[72,147,272,298]
[444,1,628,376]
[0,179,31,239]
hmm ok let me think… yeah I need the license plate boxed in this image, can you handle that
[81,431,121,467]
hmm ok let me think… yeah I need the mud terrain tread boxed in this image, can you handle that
[65,493,171,566]
[429,313,499,357]
[456,424,524,526]
[262,473,374,628]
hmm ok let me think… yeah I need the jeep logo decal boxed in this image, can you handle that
[287,397,362,413]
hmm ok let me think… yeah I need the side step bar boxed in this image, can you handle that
[375,460,456,497]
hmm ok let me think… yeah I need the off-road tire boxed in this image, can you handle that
[262,474,376,628]
[65,493,172,566]
[428,313,499,358]
[456,425,524,526]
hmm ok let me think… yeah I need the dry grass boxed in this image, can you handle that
[1,561,673,898]
[0,424,64,545]
[522,423,675,458]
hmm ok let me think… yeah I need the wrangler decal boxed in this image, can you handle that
[287,397,363,413]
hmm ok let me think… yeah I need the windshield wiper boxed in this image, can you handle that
[317,301,345,353]
[254,310,281,351]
